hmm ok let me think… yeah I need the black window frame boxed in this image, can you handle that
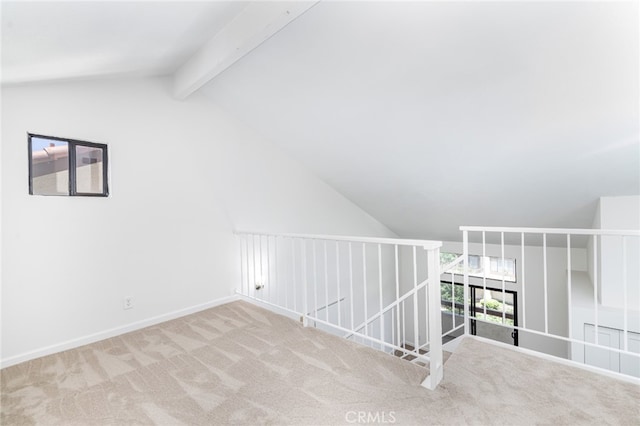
[28,133,109,197]
[440,281,519,346]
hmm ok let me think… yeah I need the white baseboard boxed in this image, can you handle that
[468,335,640,386]
[443,335,464,352]
[0,295,239,369]
[236,294,303,323]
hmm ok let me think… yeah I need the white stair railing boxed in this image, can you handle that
[235,231,444,389]
[459,226,640,379]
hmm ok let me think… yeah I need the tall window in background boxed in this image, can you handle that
[440,252,517,282]
[28,134,108,197]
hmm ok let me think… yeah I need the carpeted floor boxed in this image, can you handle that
[1,300,639,425]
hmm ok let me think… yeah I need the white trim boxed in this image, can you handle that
[459,226,639,237]
[234,230,442,250]
[467,335,640,386]
[238,296,417,359]
[173,1,319,99]
[0,295,239,369]
[237,293,302,323]
[443,335,464,353]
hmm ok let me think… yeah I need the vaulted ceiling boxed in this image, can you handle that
[2,1,638,241]
[1,1,248,84]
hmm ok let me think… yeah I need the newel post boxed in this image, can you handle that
[421,243,443,390]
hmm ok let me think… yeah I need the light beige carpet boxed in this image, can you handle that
[1,300,639,425]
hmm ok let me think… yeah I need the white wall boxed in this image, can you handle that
[0,77,394,366]
[599,196,640,230]
[572,196,640,375]
[598,196,640,309]
[0,79,3,365]
[570,271,640,377]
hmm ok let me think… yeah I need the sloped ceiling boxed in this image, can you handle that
[201,1,639,241]
[2,1,638,242]
[1,1,248,84]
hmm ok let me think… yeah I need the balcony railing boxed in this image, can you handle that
[235,231,444,389]
[236,226,640,389]
[458,226,640,379]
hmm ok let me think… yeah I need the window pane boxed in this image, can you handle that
[469,255,481,271]
[75,145,104,194]
[31,137,69,195]
[440,252,517,283]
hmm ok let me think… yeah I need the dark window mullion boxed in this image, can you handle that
[28,134,34,195]
[102,145,109,196]
[69,142,77,196]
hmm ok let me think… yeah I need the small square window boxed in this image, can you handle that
[29,134,108,197]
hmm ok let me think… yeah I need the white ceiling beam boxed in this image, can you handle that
[173,1,318,100]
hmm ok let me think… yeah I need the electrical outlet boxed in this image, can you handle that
[123,297,133,310]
